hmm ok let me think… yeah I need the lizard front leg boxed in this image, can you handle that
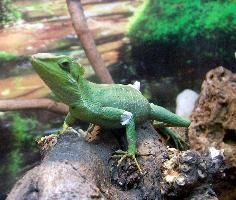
[37,112,76,150]
[113,113,142,173]
[59,112,76,135]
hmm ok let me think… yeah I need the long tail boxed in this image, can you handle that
[150,103,190,127]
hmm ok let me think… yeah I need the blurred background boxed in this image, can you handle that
[0,0,235,199]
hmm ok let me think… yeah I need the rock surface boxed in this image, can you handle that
[189,67,236,169]
[161,147,224,200]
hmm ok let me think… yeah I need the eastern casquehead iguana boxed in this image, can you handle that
[31,53,190,172]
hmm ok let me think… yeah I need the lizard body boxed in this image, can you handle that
[31,53,190,172]
[70,81,151,128]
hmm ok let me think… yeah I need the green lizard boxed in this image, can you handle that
[31,53,190,172]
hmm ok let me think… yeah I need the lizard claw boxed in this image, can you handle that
[37,134,58,151]
[169,132,188,150]
[155,126,189,150]
[111,150,143,174]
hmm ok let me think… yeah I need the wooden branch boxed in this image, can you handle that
[66,0,114,84]
[0,99,68,114]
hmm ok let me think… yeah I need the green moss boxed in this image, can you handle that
[19,1,67,17]
[0,0,21,27]
[0,112,44,195]
[6,113,40,171]
[128,0,236,43]
[7,149,23,175]
[0,51,23,62]
[128,0,236,78]
[9,113,38,147]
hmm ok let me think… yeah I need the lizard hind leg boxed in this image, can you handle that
[85,123,102,142]
[150,103,190,150]
[157,126,188,150]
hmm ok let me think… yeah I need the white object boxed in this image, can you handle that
[121,111,133,125]
[176,89,199,119]
[209,147,224,159]
[128,81,141,91]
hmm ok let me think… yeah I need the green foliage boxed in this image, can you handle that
[9,113,38,147]
[3,113,39,174]
[128,0,236,77]
[129,0,236,43]
[0,0,21,27]
[0,51,22,62]
[0,112,43,195]
[7,149,23,175]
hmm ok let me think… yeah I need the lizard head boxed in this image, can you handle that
[31,53,84,105]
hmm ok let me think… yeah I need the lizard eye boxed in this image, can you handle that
[58,60,70,73]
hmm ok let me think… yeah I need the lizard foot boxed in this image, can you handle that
[167,130,188,150]
[111,150,143,174]
[156,126,188,150]
[85,124,102,142]
[37,134,58,151]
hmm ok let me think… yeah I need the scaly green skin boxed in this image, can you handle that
[31,53,190,171]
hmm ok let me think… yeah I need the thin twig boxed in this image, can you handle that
[0,99,68,114]
[66,0,114,84]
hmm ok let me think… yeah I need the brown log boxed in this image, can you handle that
[7,123,165,199]
[0,99,68,114]
[7,123,224,199]
[66,0,114,84]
